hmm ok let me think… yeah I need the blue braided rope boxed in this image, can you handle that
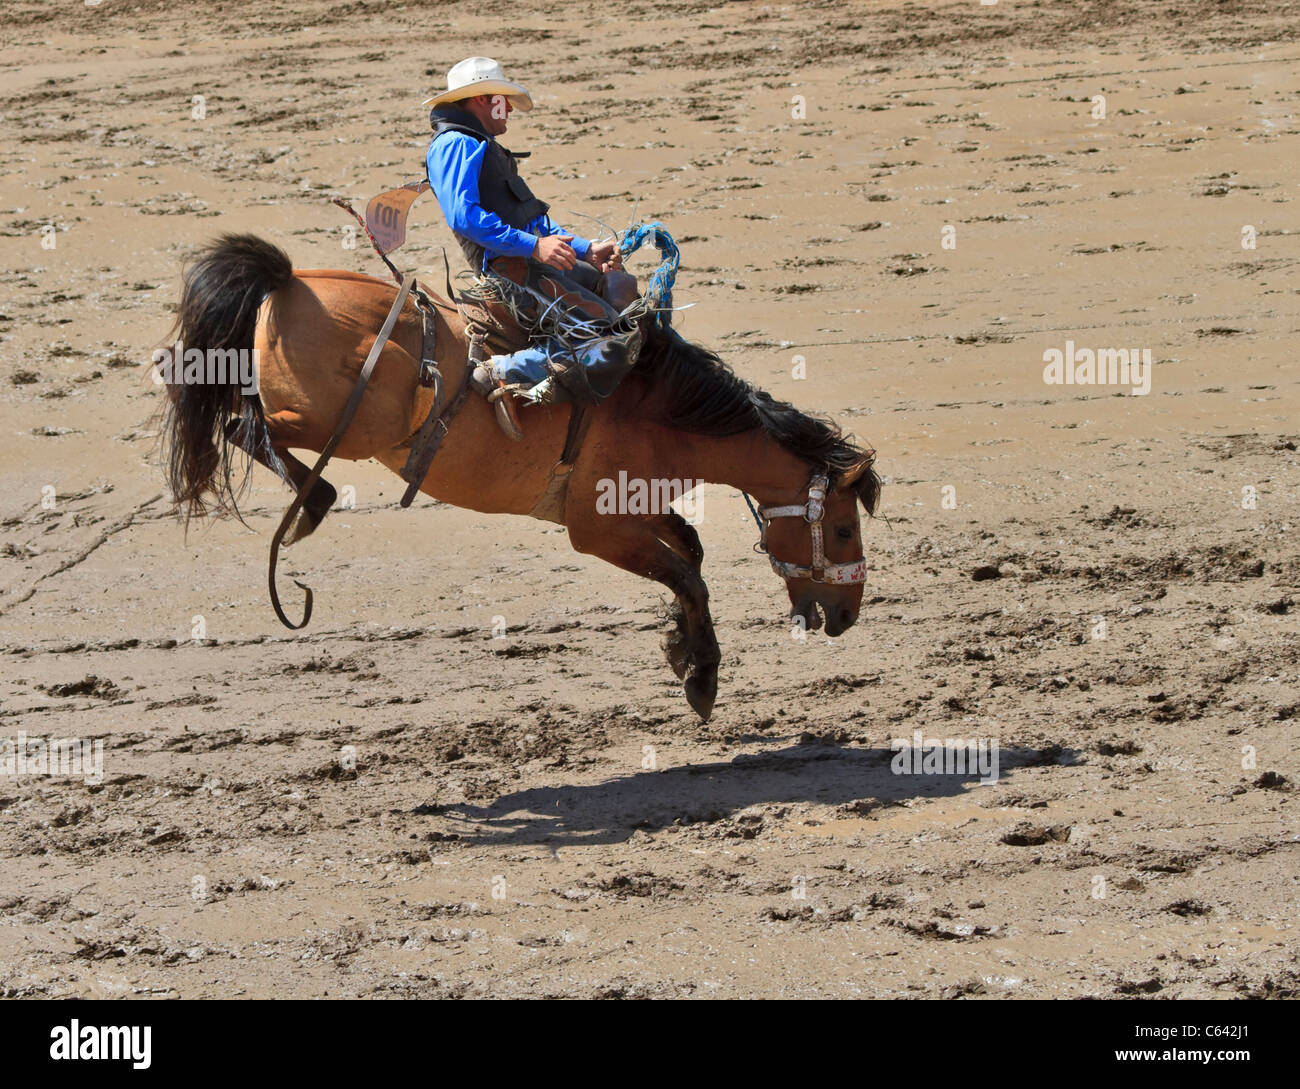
[617,221,679,329]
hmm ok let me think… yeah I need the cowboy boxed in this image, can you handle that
[423,56,640,406]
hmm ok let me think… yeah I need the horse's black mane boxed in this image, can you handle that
[636,324,880,514]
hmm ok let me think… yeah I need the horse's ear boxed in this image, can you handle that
[839,453,880,516]
[839,454,875,488]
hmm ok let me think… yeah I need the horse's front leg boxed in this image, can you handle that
[567,514,720,721]
[650,509,704,571]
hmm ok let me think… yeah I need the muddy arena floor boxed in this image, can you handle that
[0,0,1297,999]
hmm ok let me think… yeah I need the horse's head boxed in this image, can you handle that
[759,457,879,638]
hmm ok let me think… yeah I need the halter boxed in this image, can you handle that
[744,471,867,586]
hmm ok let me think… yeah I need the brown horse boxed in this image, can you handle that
[161,234,880,720]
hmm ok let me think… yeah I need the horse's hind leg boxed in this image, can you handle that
[279,453,338,545]
[567,516,720,721]
[222,418,336,544]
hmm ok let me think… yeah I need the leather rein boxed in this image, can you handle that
[743,471,867,586]
[268,273,463,629]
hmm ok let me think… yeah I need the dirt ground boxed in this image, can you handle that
[0,0,1297,999]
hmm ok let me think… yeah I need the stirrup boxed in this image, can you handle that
[468,329,522,441]
[487,383,524,442]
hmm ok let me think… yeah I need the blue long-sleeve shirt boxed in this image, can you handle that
[426,132,590,270]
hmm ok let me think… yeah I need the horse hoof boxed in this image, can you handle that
[684,674,716,722]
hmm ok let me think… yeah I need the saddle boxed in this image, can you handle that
[453,257,644,442]
[392,268,609,524]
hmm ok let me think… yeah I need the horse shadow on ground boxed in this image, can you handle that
[417,739,1079,848]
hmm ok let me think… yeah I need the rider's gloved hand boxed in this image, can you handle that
[533,233,577,271]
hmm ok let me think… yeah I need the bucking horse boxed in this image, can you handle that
[159,233,880,720]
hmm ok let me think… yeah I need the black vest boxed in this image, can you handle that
[428,105,549,269]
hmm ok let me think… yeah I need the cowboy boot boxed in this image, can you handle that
[491,343,574,406]
[488,343,554,387]
[486,329,640,407]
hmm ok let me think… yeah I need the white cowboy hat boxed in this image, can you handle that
[422,56,534,110]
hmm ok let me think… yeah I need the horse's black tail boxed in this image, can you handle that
[161,233,293,523]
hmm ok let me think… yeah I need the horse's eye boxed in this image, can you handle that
[835,525,854,541]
